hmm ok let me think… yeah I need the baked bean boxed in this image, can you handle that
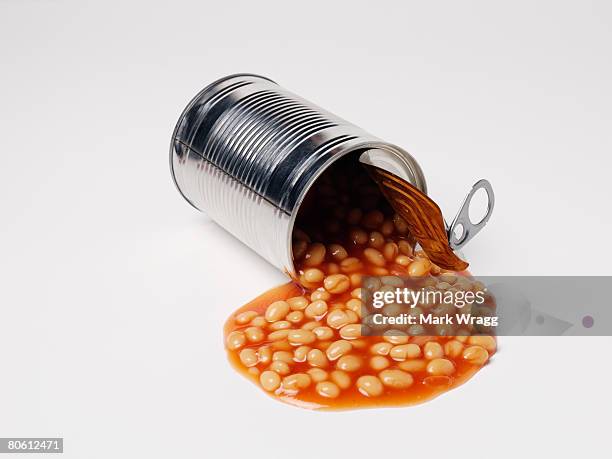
[267,330,290,341]
[235,311,258,325]
[434,323,456,337]
[356,375,384,397]
[323,274,351,294]
[336,355,363,372]
[293,346,310,363]
[248,367,260,376]
[398,359,427,372]
[251,316,266,327]
[346,298,362,314]
[339,323,361,340]
[272,351,293,364]
[393,214,409,234]
[307,349,329,368]
[382,303,402,317]
[269,360,291,375]
[330,370,351,389]
[303,243,326,267]
[370,267,389,276]
[326,309,352,329]
[344,309,359,324]
[340,257,363,273]
[313,326,334,341]
[368,231,385,248]
[302,320,322,331]
[349,273,363,287]
[326,340,352,361]
[288,329,317,345]
[239,348,258,367]
[407,325,426,336]
[287,296,309,310]
[363,277,382,291]
[426,358,455,376]
[349,228,368,245]
[408,258,431,277]
[310,289,331,301]
[444,340,464,358]
[390,343,422,361]
[363,248,386,267]
[380,219,394,236]
[410,336,434,348]
[282,373,311,391]
[362,210,384,229]
[271,340,292,351]
[258,346,272,365]
[226,331,246,350]
[398,240,413,256]
[455,333,469,343]
[245,326,265,343]
[307,368,329,383]
[424,342,444,360]
[379,369,414,389]
[326,262,340,274]
[383,242,399,261]
[468,335,497,353]
[286,311,304,324]
[316,381,340,398]
[370,355,390,371]
[463,345,489,365]
[394,255,412,266]
[303,268,325,283]
[293,238,309,259]
[270,320,291,331]
[305,300,328,319]
[328,244,348,261]
[370,342,392,355]
[351,288,363,299]
[380,276,403,288]
[260,371,281,391]
[382,332,409,345]
[265,301,290,322]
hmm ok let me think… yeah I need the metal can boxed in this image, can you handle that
[170,73,429,277]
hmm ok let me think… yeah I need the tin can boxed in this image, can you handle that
[170,74,428,277]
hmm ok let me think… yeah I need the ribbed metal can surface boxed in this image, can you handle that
[170,74,427,277]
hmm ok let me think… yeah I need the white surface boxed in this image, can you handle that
[1,1,611,458]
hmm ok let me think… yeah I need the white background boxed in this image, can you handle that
[1,1,611,458]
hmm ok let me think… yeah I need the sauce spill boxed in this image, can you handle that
[223,157,495,410]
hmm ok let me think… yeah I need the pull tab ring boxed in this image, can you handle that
[448,179,495,250]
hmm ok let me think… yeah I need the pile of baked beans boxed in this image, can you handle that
[224,159,496,410]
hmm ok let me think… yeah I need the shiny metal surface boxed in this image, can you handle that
[448,179,495,250]
[170,74,427,277]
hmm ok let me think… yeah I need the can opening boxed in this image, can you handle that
[289,150,414,277]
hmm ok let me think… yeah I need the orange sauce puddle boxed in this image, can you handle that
[224,281,494,411]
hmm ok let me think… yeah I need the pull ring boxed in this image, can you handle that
[448,179,495,250]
